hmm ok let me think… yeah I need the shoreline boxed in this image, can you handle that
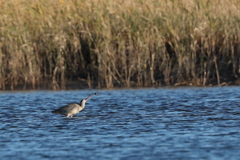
[0,79,237,91]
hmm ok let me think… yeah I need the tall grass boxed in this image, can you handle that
[1,0,240,90]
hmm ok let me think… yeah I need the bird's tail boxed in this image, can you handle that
[52,109,61,114]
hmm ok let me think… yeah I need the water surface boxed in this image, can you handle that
[1,87,240,159]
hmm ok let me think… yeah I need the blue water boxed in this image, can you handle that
[1,87,240,160]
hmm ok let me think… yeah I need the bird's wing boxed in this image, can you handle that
[60,103,78,113]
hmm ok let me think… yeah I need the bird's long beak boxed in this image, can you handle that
[85,92,97,101]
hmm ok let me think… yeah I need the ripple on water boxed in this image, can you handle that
[1,87,240,159]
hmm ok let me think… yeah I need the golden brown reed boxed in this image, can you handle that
[1,0,240,90]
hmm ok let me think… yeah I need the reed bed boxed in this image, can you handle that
[1,0,240,90]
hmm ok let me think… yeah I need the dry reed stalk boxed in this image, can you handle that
[1,0,240,89]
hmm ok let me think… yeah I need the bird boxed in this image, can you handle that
[52,92,97,118]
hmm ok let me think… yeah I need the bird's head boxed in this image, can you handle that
[80,92,97,106]
[80,99,87,106]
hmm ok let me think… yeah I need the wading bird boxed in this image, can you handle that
[52,93,97,118]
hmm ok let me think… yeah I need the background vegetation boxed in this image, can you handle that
[1,0,240,90]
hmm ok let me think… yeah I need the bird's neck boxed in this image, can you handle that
[80,102,86,108]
